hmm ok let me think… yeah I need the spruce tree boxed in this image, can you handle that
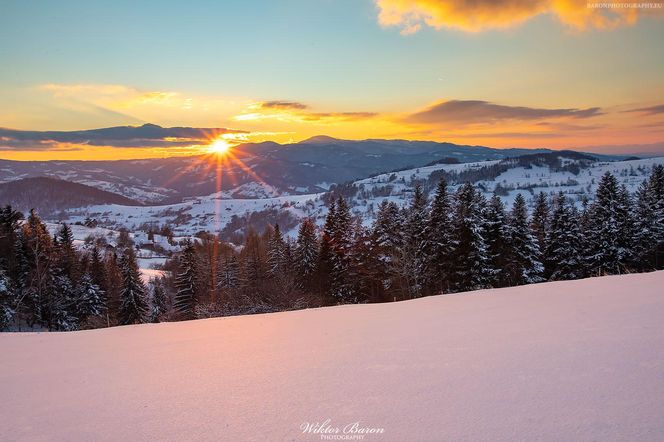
[585,172,634,275]
[294,218,319,290]
[545,193,584,281]
[149,279,167,323]
[530,192,550,258]
[504,194,544,285]
[174,241,199,320]
[403,183,428,297]
[118,249,148,325]
[76,272,106,324]
[452,183,490,292]
[370,200,403,299]
[328,197,354,303]
[0,269,15,330]
[267,224,287,277]
[484,195,508,287]
[425,179,455,294]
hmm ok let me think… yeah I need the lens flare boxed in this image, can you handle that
[208,138,231,154]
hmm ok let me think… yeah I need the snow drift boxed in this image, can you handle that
[1,272,664,441]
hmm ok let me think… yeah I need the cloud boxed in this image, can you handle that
[405,99,602,125]
[374,0,656,33]
[234,101,378,124]
[0,124,247,151]
[627,104,664,115]
[259,101,309,110]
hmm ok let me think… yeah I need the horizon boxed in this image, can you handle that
[2,1,664,160]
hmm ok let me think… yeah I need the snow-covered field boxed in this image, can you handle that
[2,272,663,441]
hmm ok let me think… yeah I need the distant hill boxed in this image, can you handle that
[0,177,140,216]
[0,136,631,204]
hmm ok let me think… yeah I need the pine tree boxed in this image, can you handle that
[21,210,54,328]
[149,279,167,323]
[328,197,354,303]
[545,192,584,281]
[294,218,319,290]
[484,195,508,287]
[425,179,455,294]
[403,183,428,297]
[0,269,15,330]
[585,172,634,275]
[49,271,78,331]
[76,272,106,323]
[173,241,199,319]
[217,254,241,292]
[317,200,336,299]
[504,194,544,285]
[633,165,664,270]
[267,224,287,277]
[452,183,490,291]
[118,249,148,325]
[530,191,550,258]
[369,200,403,299]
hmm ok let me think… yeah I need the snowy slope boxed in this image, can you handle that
[58,156,664,237]
[1,272,664,441]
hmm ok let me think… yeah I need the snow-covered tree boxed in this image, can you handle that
[452,183,490,292]
[173,241,199,320]
[0,269,15,330]
[293,218,318,290]
[504,194,544,285]
[484,195,508,287]
[545,193,585,281]
[425,179,455,294]
[530,191,550,257]
[76,272,106,323]
[267,224,287,277]
[585,172,634,275]
[403,183,428,297]
[118,250,148,325]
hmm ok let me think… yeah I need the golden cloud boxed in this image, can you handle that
[374,0,656,33]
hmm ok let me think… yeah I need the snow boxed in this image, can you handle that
[2,271,664,441]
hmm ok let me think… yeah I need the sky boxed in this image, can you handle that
[1,0,663,160]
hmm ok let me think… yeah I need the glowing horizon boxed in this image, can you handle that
[1,1,663,160]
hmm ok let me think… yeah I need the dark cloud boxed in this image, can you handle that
[0,123,247,150]
[406,100,603,125]
[627,104,664,115]
[259,101,309,110]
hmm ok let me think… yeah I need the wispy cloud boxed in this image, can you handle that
[626,104,664,115]
[234,101,378,124]
[374,0,658,34]
[405,100,602,125]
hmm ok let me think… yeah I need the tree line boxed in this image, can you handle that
[1,166,662,330]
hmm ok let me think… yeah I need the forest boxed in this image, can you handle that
[1,165,663,331]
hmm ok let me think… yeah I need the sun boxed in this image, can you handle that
[207,138,231,154]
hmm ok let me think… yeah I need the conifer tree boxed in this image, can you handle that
[370,200,403,298]
[452,183,490,291]
[484,195,508,287]
[403,183,428,297]
[118,249,148,325]
[585,172,634,275]
[173,241,199,320]
[149,279,167,323]
[545,193,584,280]
[0,269,15,330]
[504,194,544,285]
[425,179,455,294]
[328,197,354,303]
[530,192,550,257]
[294,218,319,290]
[267,224,287,277]
[76,272,106,324]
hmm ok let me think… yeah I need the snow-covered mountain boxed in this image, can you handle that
[2,271,663,441]
[0,137,563,203]
[58,153,664,238]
